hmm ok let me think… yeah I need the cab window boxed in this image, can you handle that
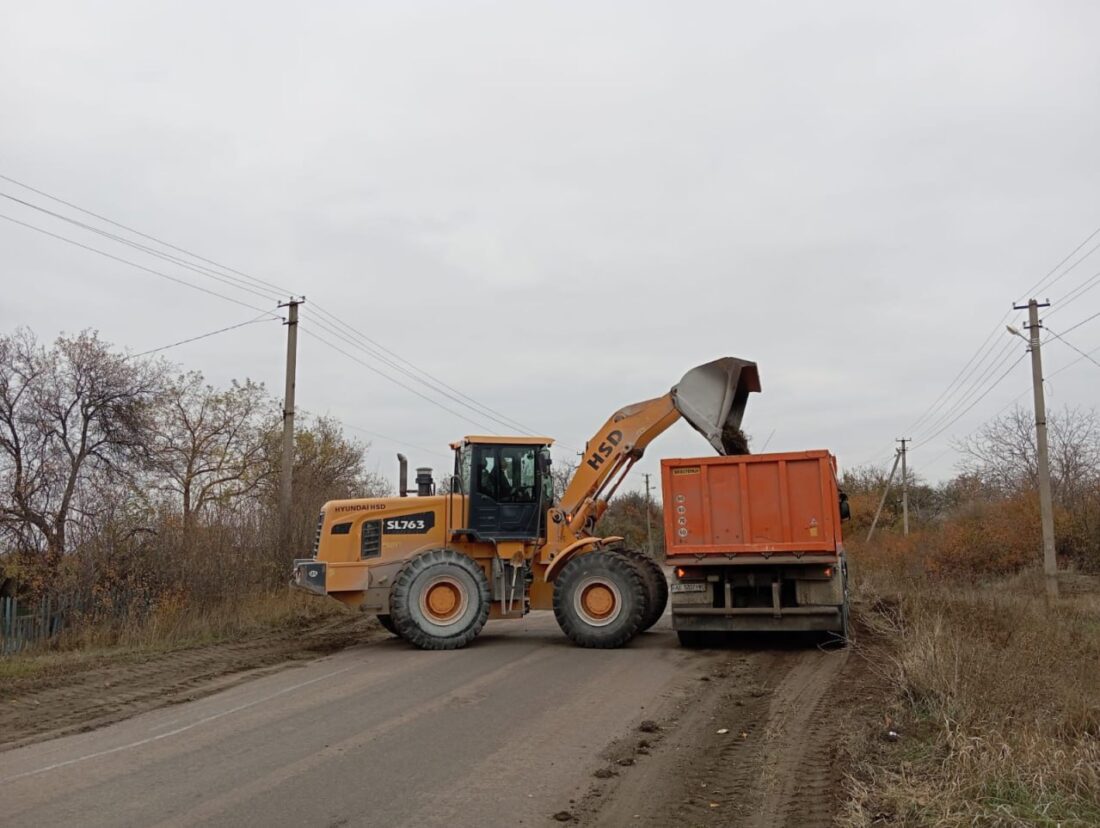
[457,445,473,495]
[499,445,536,503]
[476,451,498,498]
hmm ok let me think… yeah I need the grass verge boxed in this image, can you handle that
[0,590,344,688]
[841,557,1100,827]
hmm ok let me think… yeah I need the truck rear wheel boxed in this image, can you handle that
[553,550,646,648]
[390,549,490,650]
[618,550,668,632]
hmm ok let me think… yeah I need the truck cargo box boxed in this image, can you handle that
[661,450,842,560]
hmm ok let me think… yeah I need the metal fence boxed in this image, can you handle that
[1,595,68,655]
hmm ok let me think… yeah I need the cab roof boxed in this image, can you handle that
[449,435,555,449]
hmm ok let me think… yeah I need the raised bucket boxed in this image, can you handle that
[671,357,761,455]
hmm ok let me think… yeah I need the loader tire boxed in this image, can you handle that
[553,550,646,649]
[390,549,490,650]
[617,550,668,632]
[376,614,399,636]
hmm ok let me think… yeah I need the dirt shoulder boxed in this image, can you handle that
[576,629,889,827]
[0,613,383,752]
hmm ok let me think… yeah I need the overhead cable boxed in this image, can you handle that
[298,323,496,433]
[129,313,278,358]
[0,212,281,318]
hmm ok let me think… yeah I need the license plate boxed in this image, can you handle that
[671,582,706,593]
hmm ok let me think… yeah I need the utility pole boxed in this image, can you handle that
[867,450,901,543]
[1014,298,1058,599]
[897,438,910,536]
[279,298,304,554]
[643,473,654,556]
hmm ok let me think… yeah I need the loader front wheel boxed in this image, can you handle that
[390,550,490,650]
[554,550,646,649]
[618,550,668,632]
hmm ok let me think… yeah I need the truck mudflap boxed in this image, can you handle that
[290,559,326,596]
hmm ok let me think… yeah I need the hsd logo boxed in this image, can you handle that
[585,430,623,470]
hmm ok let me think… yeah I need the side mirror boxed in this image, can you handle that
[537,449,552,475]
[838,492,851,522]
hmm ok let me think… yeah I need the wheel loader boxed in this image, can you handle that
[291,357,760,650]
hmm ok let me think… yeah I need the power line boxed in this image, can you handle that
[129,314,278,358]
[339,421,453,462]
[1,172,547,443]
[0,172,293,297]
[0,191,283,303]
[301,309,538,436]
[896,223,1100,455]
[1016,221,1100,302]
[308,303,540,435]
[0,211,281,318]
[1052,308,1100,339]
[912,352,1027,449]
[298,323,496,433]
[903,317,1008,435]
[1043,326,1100,371]
[1050,268,1100,314]
[910,337,1020,443]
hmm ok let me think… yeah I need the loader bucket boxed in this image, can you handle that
[671,357,761,455]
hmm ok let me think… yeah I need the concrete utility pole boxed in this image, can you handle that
[897,438,910,536]
[279,298,304,553]
[643,472,654,556]
[1014,298,1058,600]
[867,450,901,543]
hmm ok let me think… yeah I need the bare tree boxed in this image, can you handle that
[0,329,162,564]
[956,406,1100,503]
[150,372,275,532]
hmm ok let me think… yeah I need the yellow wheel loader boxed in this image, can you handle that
[291,357,760,650]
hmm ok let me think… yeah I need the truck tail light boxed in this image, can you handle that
[675,567,686,579]
[824,567,833,577]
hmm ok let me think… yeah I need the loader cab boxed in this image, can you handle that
[452,436,554,541]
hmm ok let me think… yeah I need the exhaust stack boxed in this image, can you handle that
[397,454,409,497]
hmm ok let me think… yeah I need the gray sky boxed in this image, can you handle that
[3,1,1100,492]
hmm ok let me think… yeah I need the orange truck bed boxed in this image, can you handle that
[661,450,842,559]
[660,450,850,643]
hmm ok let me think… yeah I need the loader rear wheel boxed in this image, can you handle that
[390,549,490,650]
[617,550,668,632]
[554,550,645,649]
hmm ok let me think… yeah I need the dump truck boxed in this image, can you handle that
[662,450,851,645]
[291,356,760,650]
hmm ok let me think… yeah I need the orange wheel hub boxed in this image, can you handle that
[420,576,468,625]
[580,583,616,620]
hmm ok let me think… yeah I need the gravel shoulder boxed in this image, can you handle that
[577,630,884,827]
[0,613,383,752]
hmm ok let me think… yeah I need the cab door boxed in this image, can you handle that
[468,444,542,540]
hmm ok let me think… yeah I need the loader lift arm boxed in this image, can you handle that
[546,357,760,562]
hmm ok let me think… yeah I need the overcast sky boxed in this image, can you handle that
[3,1,1099,493]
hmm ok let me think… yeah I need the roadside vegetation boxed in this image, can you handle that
[840,407,1100,826]
[0,327,387,667]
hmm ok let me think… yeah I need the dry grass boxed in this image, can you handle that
[842,547,1100,827]
[0,590,344,686]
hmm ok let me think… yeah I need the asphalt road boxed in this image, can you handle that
[0,613,715,827]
